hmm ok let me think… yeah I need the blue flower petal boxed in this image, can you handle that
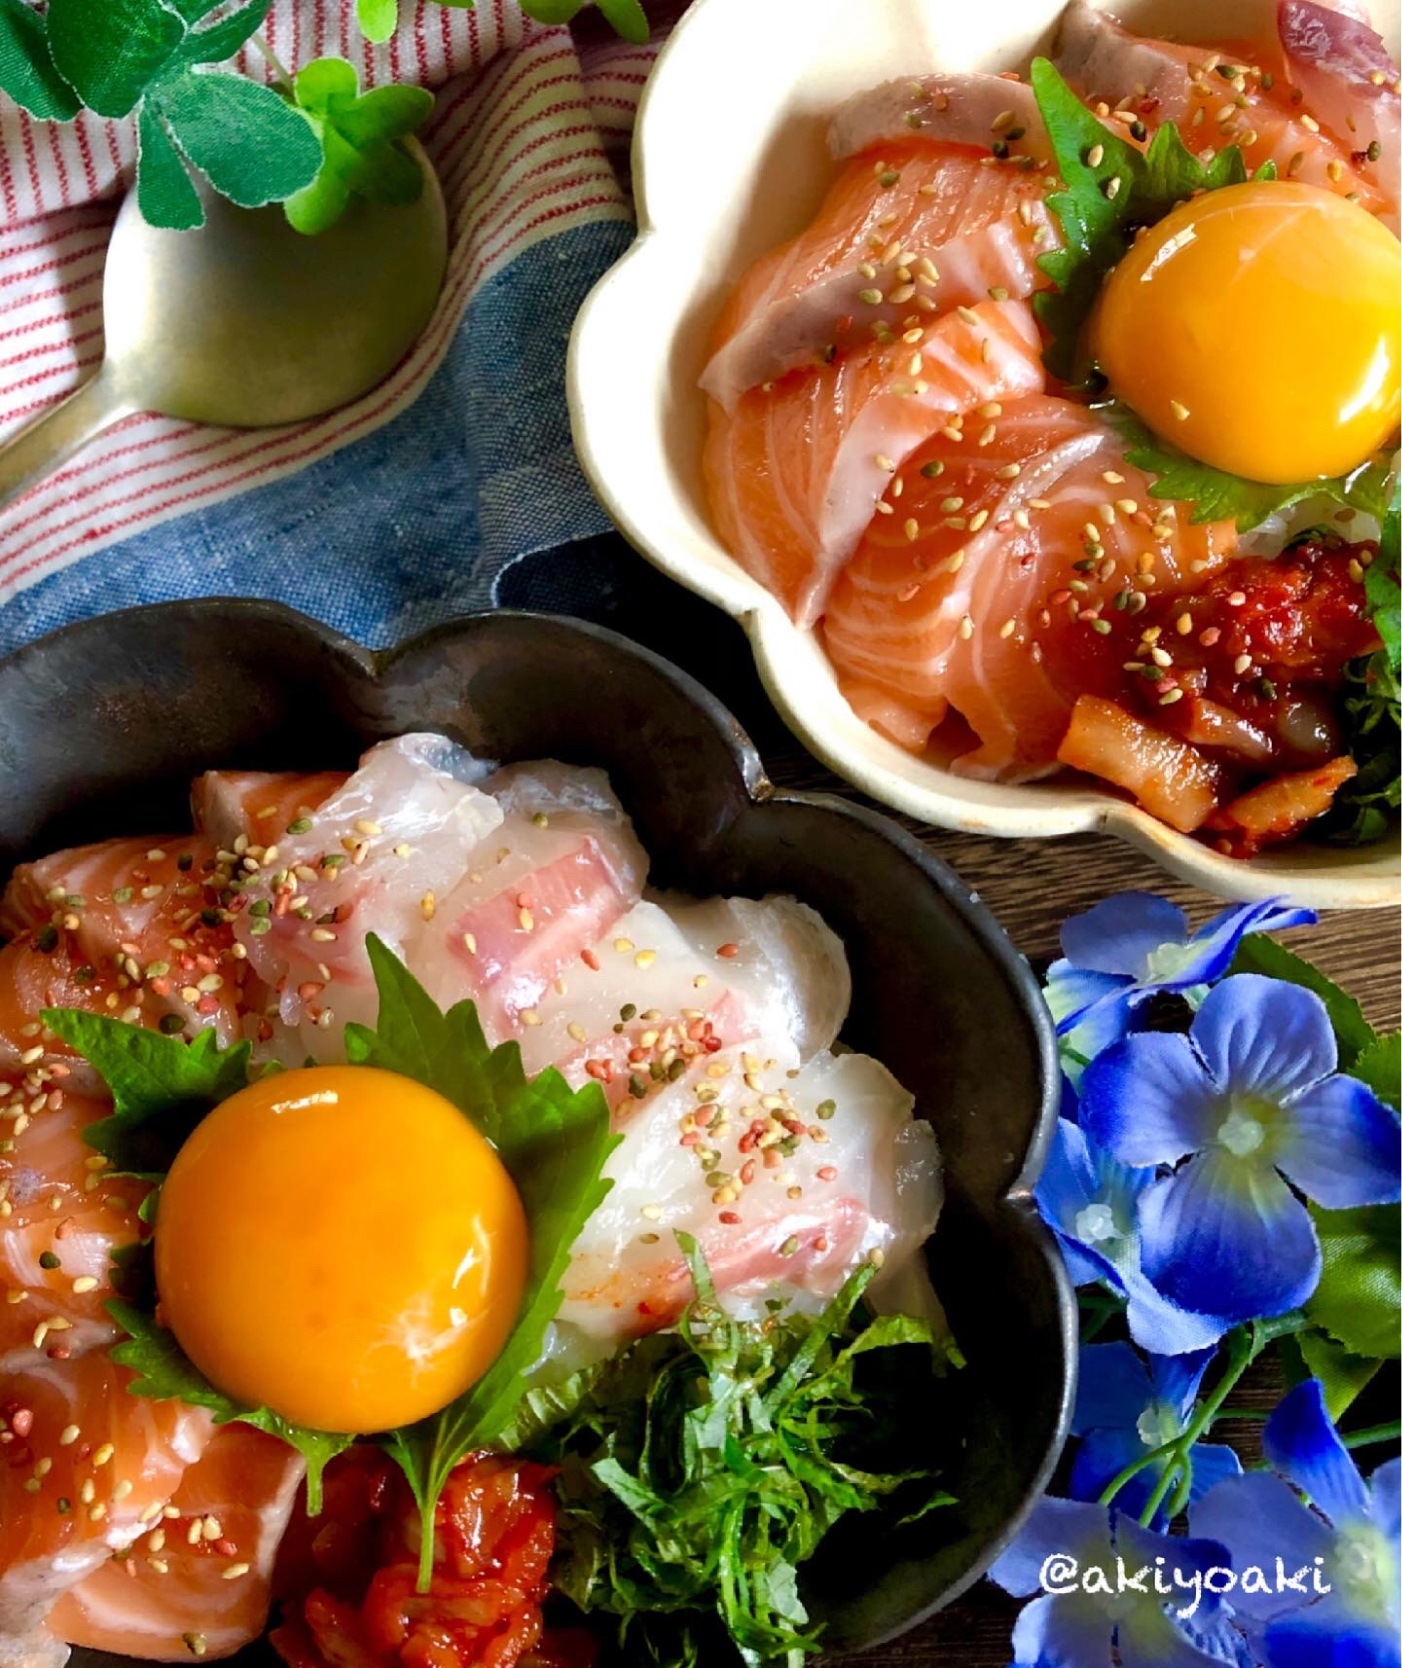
[1073,1343,1154,1435]
[1063,990,1147,1083]
[1114,1518,1237,1668]
[1139,1151,1321,1322]
[1185,1442,1243,1510]
[1192,976,1336,1100]
[1070,1428,1165,1525]
[1047,960,1134,1031]
[1121,1264,1235,1357]
[1264,1380,1368,1528]
[1012,1593,1114,1668]
[1150,1348,1217,1420]
[1036,1119,1144,1280]
[1182,899,1316,989]
[1370,1457,1400,1545]
[1082,1032,1222,1166]
[989,1496,1114,1596]
[1265,1601,1401,1668]
[1273,1074,1402,1209]
[1061,894,1190,978]
[1190,1473,1333,1624]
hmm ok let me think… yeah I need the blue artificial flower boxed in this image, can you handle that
[1080,975,1401,1324]
[1192,1379,1401,1668]
[1070,1342,1242,1530]
[1046,894,1315,1076]
[989,1495,1244,1667]
[1036,1113,1234,1356]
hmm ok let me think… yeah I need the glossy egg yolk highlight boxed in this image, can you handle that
[154,1066,528,1433]
[1091,181,1400,484]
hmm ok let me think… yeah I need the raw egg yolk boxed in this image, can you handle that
[154,1066,528,1433]
[1090,181,1400,484]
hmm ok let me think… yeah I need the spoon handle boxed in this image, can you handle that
[0,371,136,515]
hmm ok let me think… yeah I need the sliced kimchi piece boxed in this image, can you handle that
[1058,696,1226,831]
[1205,755,1358,856]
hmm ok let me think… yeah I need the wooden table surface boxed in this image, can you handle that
[502,537,1401,1667]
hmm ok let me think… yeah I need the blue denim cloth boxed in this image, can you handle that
[0,219,633,657]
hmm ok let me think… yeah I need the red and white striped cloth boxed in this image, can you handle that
[0,1,661,604]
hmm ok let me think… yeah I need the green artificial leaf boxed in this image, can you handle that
[526,1236,958,1666]
[0,0,80,120]
[1305,1203,1401,1361]
[349,937,621,1584]
[285,57,431,234]
[151,71,322,208]
[512,0,586,20]
[596,0,650,39]
[1297,1328,1383,1420]
[357,0,400,43]
[173,0,270,68]
[46,0,186,117]
[1352,1031,1401,1110]
[1110,406,1396,532]
[109,1300,352,1512]
[1227,935,1376,1069]
[137,103,204,229]
[40,1008,250,1170]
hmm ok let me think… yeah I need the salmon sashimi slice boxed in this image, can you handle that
[46,1424,305,1662]
[705,299,1046,628]
[0,938,121,1088]
[555,1046,941,1347]
[822,396,1237,778]
[409,760,648,1041]
[1277,0,1400,225]
[231,735,507,1050]
[1053,0,1388,216]
[700,142,1058,411]
[828,72,1049,159]
[1,836,253,1050]
[0,1352,213,1637]
[1,1088,146,1372]
[190,770,349,852]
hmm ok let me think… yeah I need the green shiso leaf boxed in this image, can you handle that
[1106,404,1396,533]
[39,1010,250,1171]
[348,935,621,1587]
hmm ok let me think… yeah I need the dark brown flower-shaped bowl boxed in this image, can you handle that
[0,601,1075,1663]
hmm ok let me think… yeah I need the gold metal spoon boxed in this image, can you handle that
[0,142,447,511]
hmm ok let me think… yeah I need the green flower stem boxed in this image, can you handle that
[1343,1420,1401,1449]
[1096,1433,1184,1508]
[1137,1450,1186,1527]
[1163,1450,1194,1522]
[251,32,294,95]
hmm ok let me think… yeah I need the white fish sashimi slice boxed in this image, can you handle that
[411,761,647,1037]
[555,1045,941,1343]
[661,894,851,1064]
[513,891,850,1105]
[234,735,505,1049]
